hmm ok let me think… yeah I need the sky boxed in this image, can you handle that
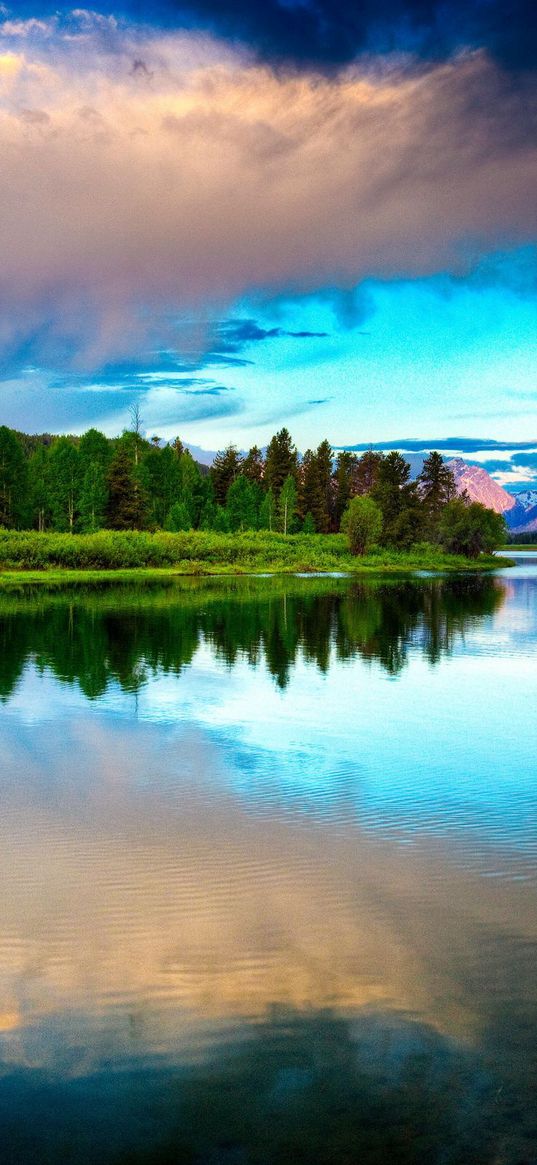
[0,1,536,487]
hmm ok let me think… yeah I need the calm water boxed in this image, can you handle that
[0,559,536,1164]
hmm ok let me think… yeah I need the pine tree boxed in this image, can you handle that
[264,428,297,499]
[302,511,316,534]
[300,450,325,530]
[334,451,357,529]
[418,452,456,538]
[211,445,242,505]
[372,451,420,547]
[242,445,265,484]
[355,449,383,494]
[0,426,28,528]
[106,442,147,529]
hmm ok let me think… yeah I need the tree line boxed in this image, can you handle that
[0,421,505,555]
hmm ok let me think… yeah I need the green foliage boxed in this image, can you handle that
[0,424,510,563]
[278,474,298,534]
[0,426,28,528]
[438,499,507,557]
[372,451,421,548]
[341,495,383,555]
[418,452,456,537]
[0,528,504,576]
[265,427,298,498]
[28,444,51,531]
[165,501,192,531]
[211,445,242,505]
[48,438,80,532]
[258,486,275,531]
[242,445,265,483]
[226,474,260,531]
[106,442,147,530]
[79,462,108,533]
[355,449,383,495]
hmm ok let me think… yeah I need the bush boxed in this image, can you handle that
[438,500,506,558]
[341,496,383,555]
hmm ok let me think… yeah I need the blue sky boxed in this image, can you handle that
[0,3,536,486]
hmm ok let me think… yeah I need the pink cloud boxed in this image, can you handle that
[0,18,536,369]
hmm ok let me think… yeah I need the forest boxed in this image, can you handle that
[0,420,506,557]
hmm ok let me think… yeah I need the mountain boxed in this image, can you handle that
[511,490,537,511]
[446,458,516,514]
[506,503,537,534]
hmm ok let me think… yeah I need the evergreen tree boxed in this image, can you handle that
[242,445,265,484]
[333,451,358,530]
[211,445,242,505]
[265,428,297,498]
[106,442,147,529]
[418,452,456,538]
[178,450,203,525]
[48,438,80,532]
[302,511,316,534]
[372,451,420,547]
[314,439,333,531]
[278,474,298,534]
[355,449,383,495]
[79,462,108,532]
[301,450,325,531]
[0,426,28,528]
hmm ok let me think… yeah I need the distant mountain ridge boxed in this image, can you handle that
[446,458,516,514]
[389,451,536,533]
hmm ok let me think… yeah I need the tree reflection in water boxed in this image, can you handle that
[0,574,506,700]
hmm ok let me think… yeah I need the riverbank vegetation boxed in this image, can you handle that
[0,529,508,578]
[0,422,507,566]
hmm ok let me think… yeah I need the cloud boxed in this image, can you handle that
[215,318,328,349]
[0,18,536,374]
[340,438,537,454]
[5,1,537,73]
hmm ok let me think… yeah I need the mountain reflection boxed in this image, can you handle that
[0,574,506,699]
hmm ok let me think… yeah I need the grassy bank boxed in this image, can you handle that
[0,529,510,583]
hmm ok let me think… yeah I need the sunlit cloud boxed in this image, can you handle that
[0,14,536,374]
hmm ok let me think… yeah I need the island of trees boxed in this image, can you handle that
[0,419,506,570]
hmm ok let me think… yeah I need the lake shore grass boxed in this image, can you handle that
[0,530,511,585]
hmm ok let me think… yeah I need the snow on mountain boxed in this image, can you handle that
[511,490,537,511]
[446,458,516,514]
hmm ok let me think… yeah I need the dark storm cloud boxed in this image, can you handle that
[5,0,537,72]
[340,438,537,454]
[215,319,328,350]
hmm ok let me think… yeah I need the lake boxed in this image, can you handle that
[0,557,536,1164]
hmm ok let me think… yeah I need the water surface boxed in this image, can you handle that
[0,561,536,1163]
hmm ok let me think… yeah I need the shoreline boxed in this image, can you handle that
[0,559,512,588]
[0,530,513,586]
